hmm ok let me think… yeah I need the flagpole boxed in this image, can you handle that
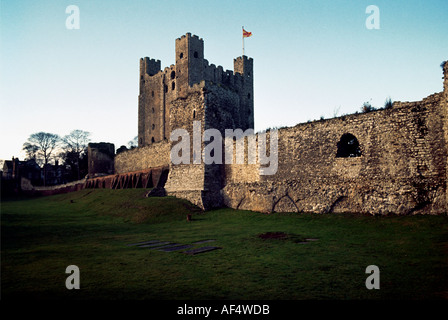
[242,26,245,57]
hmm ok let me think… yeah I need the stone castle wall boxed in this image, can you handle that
[114,140,170,174]
[116,75,447,215]
[442,61,448,210]
[161,80,255,209]
[163,83,206,208]
[222,91,447,215]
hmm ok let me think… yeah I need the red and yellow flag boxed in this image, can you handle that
[243,28,252,38]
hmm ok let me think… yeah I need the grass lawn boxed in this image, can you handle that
[1,189,448,300]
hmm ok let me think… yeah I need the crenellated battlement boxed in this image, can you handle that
[140,57,161,77]
[175,32,203,42]
[141,36,252,85]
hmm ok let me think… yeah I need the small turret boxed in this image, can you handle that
[175,33,205,89]
[140,57,161,78]
[234,56,254,130]
[234,55,253,77]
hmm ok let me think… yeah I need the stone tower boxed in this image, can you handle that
[234,55,254,129]
[138,33,254,148]
[175,33,205,88]
[87,142,115,178]
[136,33,255,209]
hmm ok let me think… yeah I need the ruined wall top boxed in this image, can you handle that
[443,60,448,93]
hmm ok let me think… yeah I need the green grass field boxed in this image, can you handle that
[1,189,448,300]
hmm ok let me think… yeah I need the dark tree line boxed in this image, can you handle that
[23,130,90,186]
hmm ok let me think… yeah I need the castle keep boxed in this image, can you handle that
[138,33,253,147]
[87,33,448,215]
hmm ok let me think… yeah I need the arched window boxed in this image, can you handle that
[170,70,175,80]
[151,137,155,143]
[193,110,196,119]
[336,133,361,158]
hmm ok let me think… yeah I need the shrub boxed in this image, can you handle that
[361,101,376,113]
[384,97,393,109]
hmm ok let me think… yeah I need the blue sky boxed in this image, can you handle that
[1,0,447,161]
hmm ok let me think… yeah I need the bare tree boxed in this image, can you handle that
[23,132,60,186]
[23,142,40,163]
[61,130,91,180]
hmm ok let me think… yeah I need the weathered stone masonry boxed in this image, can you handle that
[87,33,448,215]
[87,142,115,177]
[114,141,170,174]
[223,92,448,215]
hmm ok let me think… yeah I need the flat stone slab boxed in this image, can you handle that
[191,239,216,244]
[183,246,222,255]
[297,238,319,244]
[127,240,222,255]
[138,241,171,248]
[158,244,193,252]
[127,240,161,246]
[150,243,183,250]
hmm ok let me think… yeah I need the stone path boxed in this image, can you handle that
[127,239,221,255]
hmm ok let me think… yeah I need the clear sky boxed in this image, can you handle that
[1,0,447,162]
